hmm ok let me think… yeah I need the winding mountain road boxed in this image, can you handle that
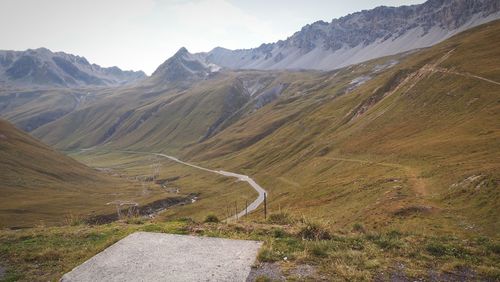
[153,153,267,221]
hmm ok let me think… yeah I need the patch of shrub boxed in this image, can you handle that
[426,242,470,258]
[125,216,145,225]
[84,232,107,242]
[347,237,365,250]
[366,232,402,250]
[64,214,85,226]
[267,211,294,225]
[298,220,331,241]
[387,230,402,238]
[142,224,163,232]
[177,217,194,223]
[488,243,500,254]
[393,205,433,217]
[257,247,279,262]
[310,245,328,258]
[271,228,286,238]
[352,223,365,233]
[376,237,401,250]
[204,214,219,223]
[426,242,447,256]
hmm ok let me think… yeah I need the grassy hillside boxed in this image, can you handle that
[31,64,324,155]
[179,20,500,237]
[0,88,79,132]
[0,85,119,133]
[29,21,500,239]
[7,21,498,238]
[0,119,257,228]
[0,119,171,228]
[32,76,251,152]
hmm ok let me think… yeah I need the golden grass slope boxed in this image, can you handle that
[16,21,500,238]
[180,20,500,237]
[0,119,168,228]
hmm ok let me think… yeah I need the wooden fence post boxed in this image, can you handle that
[235,201,238,220]
[264,193,267,220]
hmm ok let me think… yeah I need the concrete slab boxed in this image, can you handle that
[61,232,262,282]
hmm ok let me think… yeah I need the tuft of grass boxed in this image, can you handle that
[63,214,86,226]
[306,241,331,258]
[366,231,404,250]
[352,223,366,233]
[257,246,278,262]
[425,241,470,258]
[124,216,146,225]
[267,211,294,225]
[203,214,220,223]
[488,243,500,255]
[297,220,331,241]
[271,228,286,238]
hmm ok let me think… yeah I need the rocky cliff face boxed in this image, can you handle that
[0,48,146,87]
[201,0,500,70]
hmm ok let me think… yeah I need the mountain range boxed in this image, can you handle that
[1,0,499,246]
[199,0,500,70]
[0,47,146,87]
[1,0,500,280]
[0,0,499,89]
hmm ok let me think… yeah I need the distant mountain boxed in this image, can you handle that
[200,0,500,70]
[0,48,146,87]
[149,47,220,86]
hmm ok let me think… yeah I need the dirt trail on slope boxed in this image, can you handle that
[424,66,500,86]
[420,48,500,87]
[369,49,498,114]
[323,157,429,197]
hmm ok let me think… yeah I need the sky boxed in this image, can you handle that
[0,0,425,74]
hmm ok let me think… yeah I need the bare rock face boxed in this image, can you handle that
[0,48,146,87]
[201,0,500,71]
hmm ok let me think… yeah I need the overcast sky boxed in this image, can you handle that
[0,0,425,74]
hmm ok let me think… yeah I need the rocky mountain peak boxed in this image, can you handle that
[151,47,220,84]
[173,47,189,57]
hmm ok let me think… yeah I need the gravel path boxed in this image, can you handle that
[62,232,262,282]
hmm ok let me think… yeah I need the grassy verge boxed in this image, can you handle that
[1,214,498,281]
